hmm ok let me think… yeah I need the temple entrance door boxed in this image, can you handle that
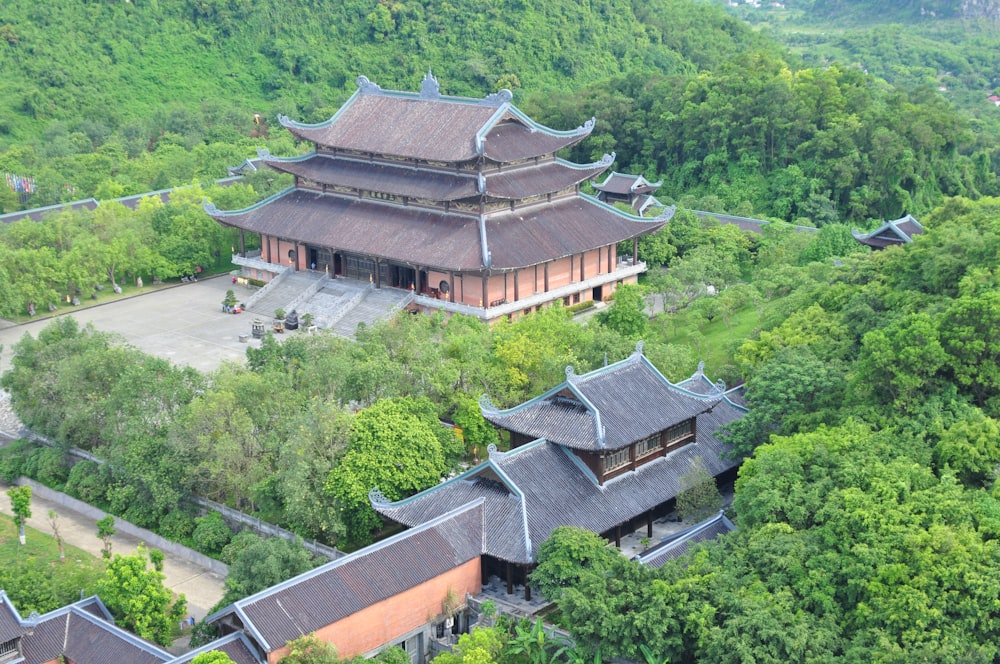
[593,285,603,302]
[333,253,342,276]
[388,265,416,290]
[308,247,318,270]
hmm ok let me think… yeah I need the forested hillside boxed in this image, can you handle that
[2,0,997,224]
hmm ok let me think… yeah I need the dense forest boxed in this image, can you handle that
[1,0,998,224]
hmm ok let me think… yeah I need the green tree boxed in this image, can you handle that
[325,397,451,542]
[192,511,233,555]
[433,626,506,664]
[597,283,648,338]
[192,652,237,664]
[97,545,187,646]
[219,533,315,606]
[278,633,339,664]
[7,485,31,545]
[96,515,115,559]
[674,457,723,523]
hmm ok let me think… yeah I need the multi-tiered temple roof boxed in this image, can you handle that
[372,345,747,564]
[207,74,669,318]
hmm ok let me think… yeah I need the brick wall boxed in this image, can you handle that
[267,557,482,664]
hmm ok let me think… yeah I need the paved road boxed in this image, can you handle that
[0,482,226,620]
[0,275,261,375]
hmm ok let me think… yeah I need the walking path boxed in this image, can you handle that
[0,480,226,620]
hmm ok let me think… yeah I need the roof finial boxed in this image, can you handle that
[634,340,645,356]
[420,70,441,99]
[565,365,577,380]
[357,75,383,94]
[368,487,389,506]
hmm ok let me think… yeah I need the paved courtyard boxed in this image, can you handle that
[0,276,263,375]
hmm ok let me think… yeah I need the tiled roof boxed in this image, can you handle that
[207,503,484,653]
[260,153,609,202]
[592,172,661,196]
[277,75,594,164]
[634,511,736,568]
[376,412,743,564]
[0,592,24,644]
[485,159,611,200]
[377,349,747,564]
[852,214,924,248]
[483,196,668,270]
[20,604,171,664]
[481,119,593,163]
[0,199,99,224]
[207,191,666,272]
[481,346,719,451]
[169,632,264,664]
[261,152,479,200]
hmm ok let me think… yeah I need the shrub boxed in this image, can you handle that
[192,511,233,555]
[158,509,197,541]
[63,460,108,505]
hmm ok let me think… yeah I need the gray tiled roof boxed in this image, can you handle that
[207,503,484,653]
[852,214,924,248]
[592,172,661,196]
[482,348,719,451]
[635,511,736,568]
[377,382,745,564]
[21,605,171,664]
[0,592,23,644]
[169,632,264,664]
[377,427,741,564]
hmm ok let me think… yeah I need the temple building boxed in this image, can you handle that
[371,343,747,597]
[206,74,671,322]
[590,171,664,216]
[852,214,924,249]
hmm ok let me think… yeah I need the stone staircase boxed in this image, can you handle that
[327,285,414,338]
[245,271,326,319]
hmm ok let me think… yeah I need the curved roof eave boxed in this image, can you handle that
[203,186,296,219]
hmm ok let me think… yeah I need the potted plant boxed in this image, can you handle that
[273,308,286,333]
[301,312,315,332]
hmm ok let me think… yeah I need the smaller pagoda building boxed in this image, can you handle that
[591,171,664,216]
[371,342,747,597]
[206,74,671,322]
[852,214,924,249]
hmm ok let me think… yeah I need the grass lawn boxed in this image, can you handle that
[0,515,106,615]
[656,303,762,377]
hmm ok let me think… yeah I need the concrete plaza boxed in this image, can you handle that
[0,275,264,375]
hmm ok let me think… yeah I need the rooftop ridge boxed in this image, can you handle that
[220,500,487,617]
[564,366,605,448]
[204,186,295,217]
[579,192,675,224]
[256,147,315,164]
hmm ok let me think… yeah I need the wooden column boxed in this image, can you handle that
[481,275,488,309]
[615,525,621,548]
[513,270,519,302]
[449,272,455,303]
[633,237,638,263]
[580,252,585,280]
[265,236,272,264]
[607,245,612,272]
[544,263,549,292]
[374,258,381,289]
[647,511,653,538]
[239,230,246,256]
[506,562,514,595]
